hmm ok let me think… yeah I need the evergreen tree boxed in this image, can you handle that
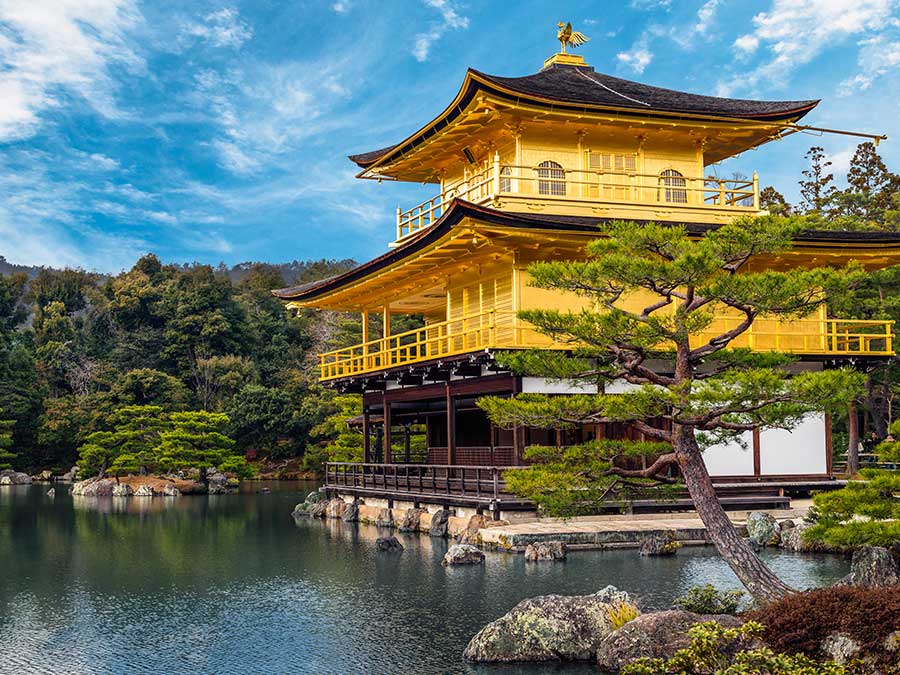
[808,469,900,549]
[156,411,252,480]
[0,411,16,470]
[303,394,364,471]
[832,142,900,223]
[478,216,864,604]
[799,146,836,213]
[759,186,791,215]
[77,405,167,477]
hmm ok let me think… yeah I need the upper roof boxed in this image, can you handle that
[349,63,819,172]
[273,200,900,304]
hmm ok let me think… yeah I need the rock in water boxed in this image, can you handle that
[464,586,635,662]
[398,507,427,533]
[456,515,489,545]
[375,536,403,552]
[308,500,328,518]
[779,521,822,552]
[72,477,117,496]
[341,500,360,522]
[374,507,394,528]
[524,541,567,562]
[595,610,748,671]
[639,534,681,557]
[850,546,900,587]
[134,485,154,497]
[162,484,181,497]
[746,511,781,546]
[429,509,451,537]
[111,483,133,497]
[292,491,322,516]
[0,470,32,485]
[443,544,485,566]
[46,488,55,497]
[326,498,346,519]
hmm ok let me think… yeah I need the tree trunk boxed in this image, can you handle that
[673,424,794,605]
[847,401,860,476]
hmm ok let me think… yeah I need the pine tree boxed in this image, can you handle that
[799,146,836,213]
[155,411,252,480]
[759,186,791,215]
[478,216,864,604]
[77,405,167,477]
[832,142,900,223]
[0,411,16,470]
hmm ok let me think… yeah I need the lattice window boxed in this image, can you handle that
[499,165,512,193]
[536,160,565,196]
[588,152,636,199]
[589,152,637,173]
[659,169,688,204]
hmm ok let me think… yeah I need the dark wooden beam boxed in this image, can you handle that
[363,411,371,463]
[752,428,761,477]
[446,384,456,465]
[383,399,392,464]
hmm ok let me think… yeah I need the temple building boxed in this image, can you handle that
[275,38,899,518]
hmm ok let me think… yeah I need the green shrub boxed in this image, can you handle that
[673,584,744,615]
[622,621,869,675]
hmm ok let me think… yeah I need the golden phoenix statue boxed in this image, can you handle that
[557,22,589,53]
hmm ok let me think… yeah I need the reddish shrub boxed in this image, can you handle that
[747,585,900,668]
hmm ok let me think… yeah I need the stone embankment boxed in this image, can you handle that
[292,493,508,542]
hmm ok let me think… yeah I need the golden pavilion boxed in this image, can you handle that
[275,33,899,518]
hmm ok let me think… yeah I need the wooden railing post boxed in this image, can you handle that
[492,467,500,501]
[492,152,501,198]
[752,171,760,210]
[396,206,402,240]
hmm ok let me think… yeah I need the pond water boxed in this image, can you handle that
[0,482,849,675]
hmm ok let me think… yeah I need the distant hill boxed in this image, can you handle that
[0,256,356,287]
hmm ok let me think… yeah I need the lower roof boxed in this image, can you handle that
[272,200,900,303]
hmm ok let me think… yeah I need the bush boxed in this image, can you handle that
[747,585,900,671]
[607,599,640,629]
[621,621,867,675]
[673,584,744,615]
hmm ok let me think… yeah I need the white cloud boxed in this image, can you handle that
[720,0,896,95]
[143,210,177,224]
[412,0,469,62]
[838,35,900,95]
[0,0,143,141]
[694,0,722,34]
[617,42,653,73]
[826,147,855,175]
[628,0,672,9]
[181,7,252,49]
[331,1,351,14]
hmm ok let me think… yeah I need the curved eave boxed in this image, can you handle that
[348,67,819,174]
[272,201,900,303]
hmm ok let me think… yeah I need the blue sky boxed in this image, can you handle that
[2,0,900,272]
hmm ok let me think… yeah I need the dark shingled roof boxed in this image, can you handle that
[475,65,818,121]
[272,201,900,302]
[348,63,819,169]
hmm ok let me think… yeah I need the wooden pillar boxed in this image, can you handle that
[446,384,456,465]
[383,399,392,464]
[752,428,761,477]
[512,377,523,466]
[404,424,411,463]
[363,411,371,463]
[825,414,833,476]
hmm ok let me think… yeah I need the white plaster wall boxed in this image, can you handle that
[521,377,600,394]
[759,414,827,475]
[702,432,755,477]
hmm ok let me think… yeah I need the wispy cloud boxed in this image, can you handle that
[0,0,143,141]
[412,0,469,62]
[718,0,896,95]
[331,1,352,14]
[180,7,252,49]
[617,38,653,73]
[838,33,900,95]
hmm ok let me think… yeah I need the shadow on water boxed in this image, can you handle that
[0,483,849,675]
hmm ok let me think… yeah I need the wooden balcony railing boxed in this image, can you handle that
[395,153,760,242]
[325,461,517,504]
[319,310,894,380]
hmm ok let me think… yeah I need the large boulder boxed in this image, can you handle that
[455,514,488,545]
[72,477,117,496]
[134,485,154,497]
[398,507,426,532]
[779,521,823,552]
[111,483,133,497]
[292,491,322,517]
[746,511,780,547]
[639,534,681,557]
[375,536,403,552]
[595,610,748,672]
[524,541,567,562]
[464,586,635,662]
[850,546,900,587]
[443,544,485,566]
[308,500,328,518]
[162,484,181,497]
[341,500,359,522]
[428,508,451,537]
[0,470,32,485]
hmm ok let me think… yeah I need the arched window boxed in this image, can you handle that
[659,169,687,204]
[537,160,565,196]
[499,165,512,193]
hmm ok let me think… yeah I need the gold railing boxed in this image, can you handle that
[394,153,760,243]
[319,310,894,380]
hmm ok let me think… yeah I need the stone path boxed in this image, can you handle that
[479,506,808,551]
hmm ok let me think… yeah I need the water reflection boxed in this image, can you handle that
[0,483,849,675]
